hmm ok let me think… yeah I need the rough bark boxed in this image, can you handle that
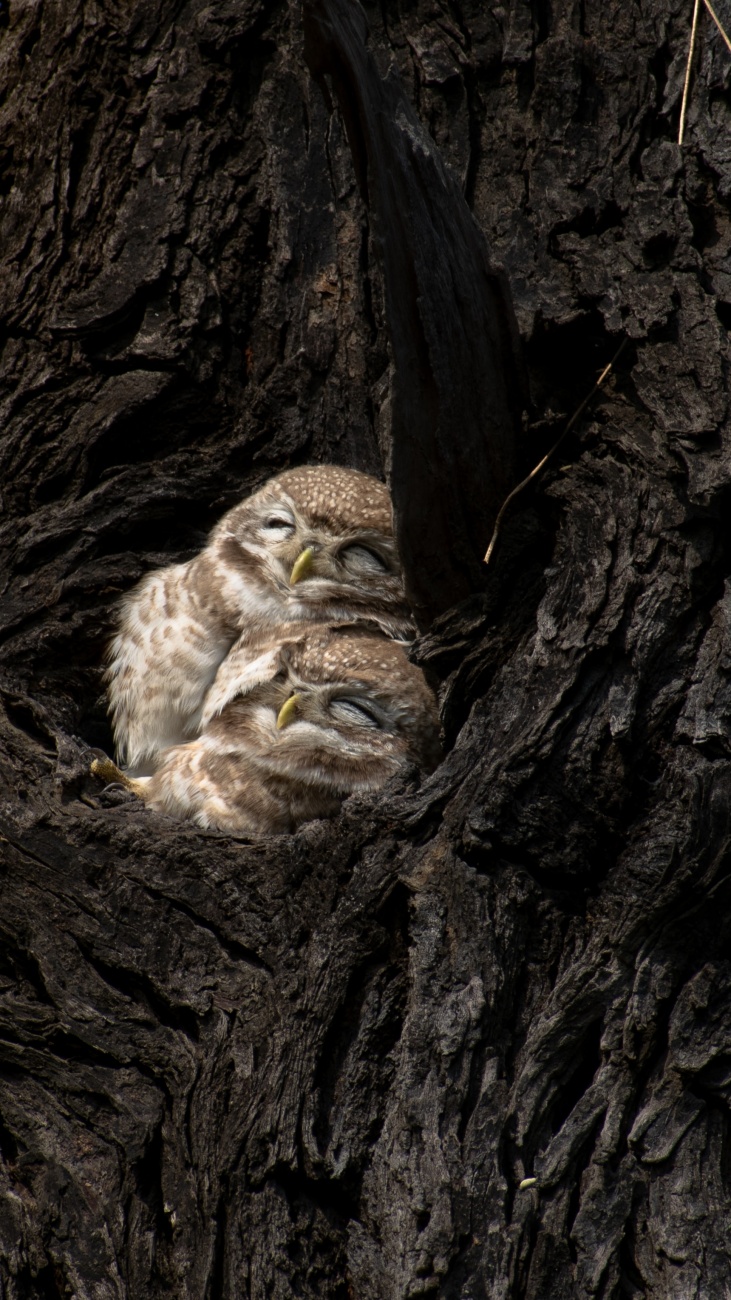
[303,0,525,626]
[2,0,731,1298]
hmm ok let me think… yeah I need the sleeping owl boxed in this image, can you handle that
[96,626,440,835]
[106,466,414,775]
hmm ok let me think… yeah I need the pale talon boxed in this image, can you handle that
[90,756,140,795]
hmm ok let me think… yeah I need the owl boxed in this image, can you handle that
[95,626,441,835]
[106,465,414,775]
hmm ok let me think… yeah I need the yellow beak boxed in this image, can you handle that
[276,693,302,730]
[289,547,315,585]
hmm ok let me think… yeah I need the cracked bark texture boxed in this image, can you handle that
[2,0,731,1297]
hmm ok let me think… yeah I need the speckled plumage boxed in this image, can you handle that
[131,626,441,835]
[106,466,414,774]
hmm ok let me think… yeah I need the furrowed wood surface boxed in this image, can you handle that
[1,0,731,1296]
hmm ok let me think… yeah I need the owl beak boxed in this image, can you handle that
[289,547,315,585]
[276,693,302,729]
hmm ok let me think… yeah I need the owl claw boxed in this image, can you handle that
[90,755,139,794]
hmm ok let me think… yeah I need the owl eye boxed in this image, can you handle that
[262,514,295,535]
[339,544,388,573]
[329,698,382,729]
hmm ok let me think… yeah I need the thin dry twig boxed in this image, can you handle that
[678,0,702,145]
[483,337,629,566]
[702,0,731,54]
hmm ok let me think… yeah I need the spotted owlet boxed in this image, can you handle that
[106,466,414,774]
[98,626,440,835]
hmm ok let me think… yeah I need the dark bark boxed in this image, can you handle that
[303,0,525,626]
[2,0,731,1298]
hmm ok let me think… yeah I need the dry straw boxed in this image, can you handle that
[679,0,731,145]
[483,338,628,566]
[484,0,731,565]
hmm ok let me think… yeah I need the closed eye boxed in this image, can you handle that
[339,543,388,574]
[329,698,382,729]
[261,513,295,535]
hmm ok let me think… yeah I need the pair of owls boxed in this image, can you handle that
[102,465,440,836]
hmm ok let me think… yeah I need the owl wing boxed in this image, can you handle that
[106,562,237,773]
[198,640,283,727]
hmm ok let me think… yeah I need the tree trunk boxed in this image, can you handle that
[1,0,730,1296]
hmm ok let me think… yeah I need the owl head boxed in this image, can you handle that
[207,465,413,639]
[206,624,442,798]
